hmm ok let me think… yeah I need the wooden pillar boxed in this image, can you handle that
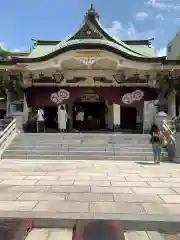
[68,102,73,132]
[105,100,113,130]
[23,94,31,123]
[5,89,11,116]
[168,91,176,119]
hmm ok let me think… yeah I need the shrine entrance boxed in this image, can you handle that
[120,107,137,130]
[73,92,106,131]
[44,106,58,130]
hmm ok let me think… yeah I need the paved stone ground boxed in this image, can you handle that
[25,228,180,240]
[1,159,180,222]
[25,228,72,240]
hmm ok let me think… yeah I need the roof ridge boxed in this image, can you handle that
[51,39,156,58]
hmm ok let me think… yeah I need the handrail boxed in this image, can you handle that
[161,120,175,144]
[0,119,16,139]
[0,118,18,158]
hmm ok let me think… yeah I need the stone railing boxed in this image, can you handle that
[0,118,18,158]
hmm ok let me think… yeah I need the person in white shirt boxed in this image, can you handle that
[76,107,84,132]
[57,105,68,132]
[36,107,45,132]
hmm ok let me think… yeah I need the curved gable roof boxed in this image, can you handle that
[12,39,165,63]
[27,4,156,60]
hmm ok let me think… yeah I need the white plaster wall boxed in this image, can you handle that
[113,104,120,127]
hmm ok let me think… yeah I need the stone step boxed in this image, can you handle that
[7,146,153,152]
[18,135,150,138]
[14,136,150,141]
[17,135,150,141]
[11,141,152,146]
[2,154,153,160]
[19,133,150,136]
[4,149,154,156]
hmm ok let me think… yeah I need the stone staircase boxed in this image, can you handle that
[2,133,157,161]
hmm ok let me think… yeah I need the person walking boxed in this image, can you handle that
[57,105,68,132]
[150,124,161,164]
[36,107,45,133]
[76,107,84,132]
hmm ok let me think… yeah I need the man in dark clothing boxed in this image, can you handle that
[150,124,161,164]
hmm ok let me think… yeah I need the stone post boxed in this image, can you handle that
[168,91,176,119]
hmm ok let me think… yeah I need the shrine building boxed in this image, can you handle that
[1,4,180,132]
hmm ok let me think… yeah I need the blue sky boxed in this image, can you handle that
[1,0,180,56]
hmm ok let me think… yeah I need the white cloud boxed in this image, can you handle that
[156,13,164,20]
[156,47,166,56]
[107,21,123,36]
[107,21,167,56]
[135,12,149,20]
[108,21,156,40]
[145,0,180,11]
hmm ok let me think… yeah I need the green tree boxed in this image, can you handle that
[0,46,10,58]
[176,53,180,59]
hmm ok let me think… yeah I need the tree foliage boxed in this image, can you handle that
[0,46,10,58]
[176,53,180,60]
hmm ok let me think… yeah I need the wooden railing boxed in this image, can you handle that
[0,118,18,158]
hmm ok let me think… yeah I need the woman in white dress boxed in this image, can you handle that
[57,105,68,132]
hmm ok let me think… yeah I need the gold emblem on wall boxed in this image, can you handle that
[75,51,102,57]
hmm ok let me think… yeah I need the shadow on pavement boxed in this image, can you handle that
[73,220,125,240]
[136,161,155,165]
[0,219,32,240]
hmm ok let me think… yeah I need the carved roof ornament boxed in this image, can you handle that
[66,77,86,83]
[144,72,150,81]
[113,71,125,83]
[70,22,102,40]
[69,4,102,40]
[85,4,100,20]
[77,57,98,66]
[52,71,64,83]
[86,29,92,35]
[93,77,112,84]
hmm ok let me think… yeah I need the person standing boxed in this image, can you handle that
[36,107,45,133]
[150,124,161,164]
[76,107,84,132]
[57,105,68,132]
[29,111,37,133]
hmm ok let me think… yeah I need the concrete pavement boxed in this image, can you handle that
[0,159,180,231]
